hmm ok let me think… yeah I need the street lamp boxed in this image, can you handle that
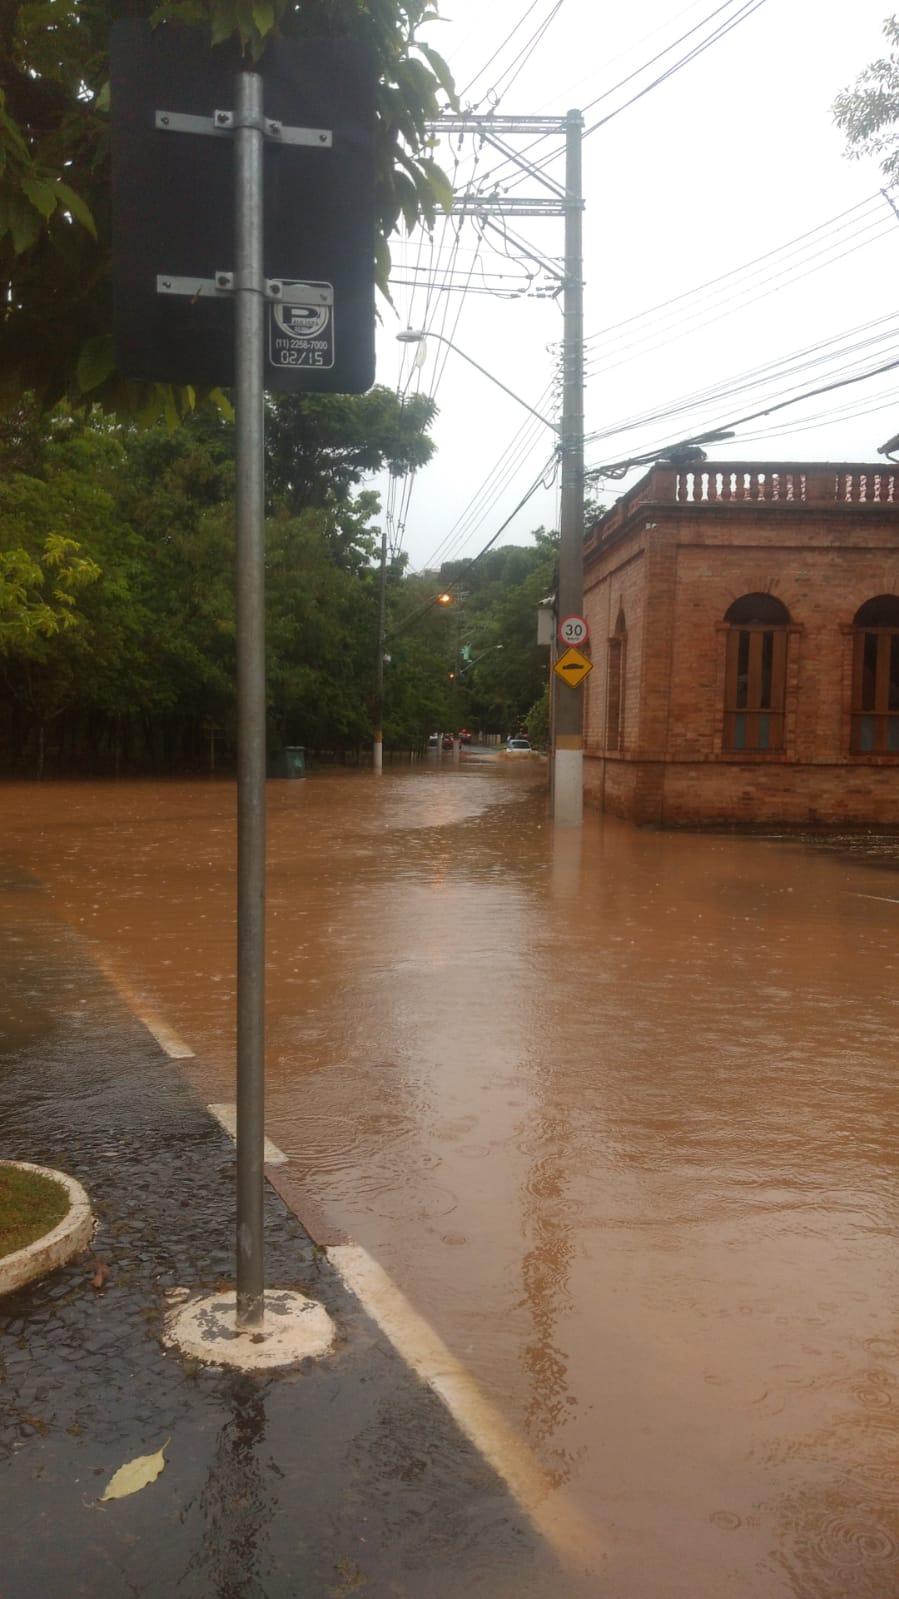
[396,330,560,435]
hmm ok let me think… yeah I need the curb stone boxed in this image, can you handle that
[0,1161,93,1295]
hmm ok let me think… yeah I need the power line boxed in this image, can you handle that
[582,218,899,385]
[389,148,493,556]
[581,192,889,349]
[420,383,557,570]
[483,0,567,107]
[427,413,552,569]
[583,310,899,448]
[456,0,546,99]
[534,0,733,113]
[449,0,727,187]
[391,457,557,636]
[584,218,897,381]
[581,0,748,116]
[480,0,768,199]
[583,0,768,136]
[733,385,899,444]
[585,351,899,479]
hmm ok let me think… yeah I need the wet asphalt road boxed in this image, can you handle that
[0,863,586,1599]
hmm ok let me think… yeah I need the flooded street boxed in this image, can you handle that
[3,759,899,1596]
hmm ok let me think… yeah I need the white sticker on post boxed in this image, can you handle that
[268,280,335,370]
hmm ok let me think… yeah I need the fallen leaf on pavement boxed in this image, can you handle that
[100,1440,170,1502]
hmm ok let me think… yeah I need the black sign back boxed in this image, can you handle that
[111,22,376,393]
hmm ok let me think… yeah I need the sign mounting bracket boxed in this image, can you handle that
[155,274,333,304]
[155,108,332,147]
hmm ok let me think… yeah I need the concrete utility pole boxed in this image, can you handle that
[373,529,387,774]
[552,111,585,826]
[426,110,586,825]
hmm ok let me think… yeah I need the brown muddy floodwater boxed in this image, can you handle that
[4,757,899,1596]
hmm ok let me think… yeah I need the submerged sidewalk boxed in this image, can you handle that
[0,866,587,1599]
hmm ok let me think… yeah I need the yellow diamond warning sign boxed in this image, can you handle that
[554,645,593,688]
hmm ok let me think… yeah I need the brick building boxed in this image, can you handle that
[581,460,899,826]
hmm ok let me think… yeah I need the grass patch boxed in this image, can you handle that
[0,1165,69,1257]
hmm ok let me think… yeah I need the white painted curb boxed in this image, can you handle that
[0,1161,93,1295]
[207,1103,287,1165]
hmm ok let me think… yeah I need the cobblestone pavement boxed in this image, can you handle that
[0,866,581,1599]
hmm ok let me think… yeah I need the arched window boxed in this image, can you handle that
[606,606,626,752]
[851,595,899,753]
[723,593,790,752]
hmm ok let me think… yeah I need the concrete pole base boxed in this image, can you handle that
[164,1287,335,1370]
[373,738,383,774]
[552,747,583,826]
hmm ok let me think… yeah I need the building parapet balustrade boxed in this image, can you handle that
[674,463,898,506]
[586,461,899,554]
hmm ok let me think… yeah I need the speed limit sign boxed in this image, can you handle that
[558,614,590,649]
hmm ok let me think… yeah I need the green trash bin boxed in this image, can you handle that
[270,746,306,778]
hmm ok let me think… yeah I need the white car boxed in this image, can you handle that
[505,737,532,754]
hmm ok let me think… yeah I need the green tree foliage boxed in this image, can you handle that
[834,15,899,183]
[0,536,99,651]
[0,399,570,771]
[0,393,444,772]
[438,531,558,736]
[383,569,457,745]
[0,422,119,751]
[0,0,455,413]
[265,390,437,515]
[523,683,549,750]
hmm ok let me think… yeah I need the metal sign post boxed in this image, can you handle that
[233,69,266,1329]
[111,23,376,1333]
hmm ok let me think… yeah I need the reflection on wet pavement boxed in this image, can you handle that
[0,869,574,1599]
[4,761,899,1596]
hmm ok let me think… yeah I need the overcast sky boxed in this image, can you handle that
[370,0,899,571]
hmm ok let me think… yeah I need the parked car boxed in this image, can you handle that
[505,737,532,754]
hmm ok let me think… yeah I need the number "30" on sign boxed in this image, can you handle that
[558,614,589,648]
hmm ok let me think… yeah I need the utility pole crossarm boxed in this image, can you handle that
[427,115,569,135]
[451,197,578,219]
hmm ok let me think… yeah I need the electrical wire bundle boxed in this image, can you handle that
[386,0,779,570]
[383,0,897,567]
